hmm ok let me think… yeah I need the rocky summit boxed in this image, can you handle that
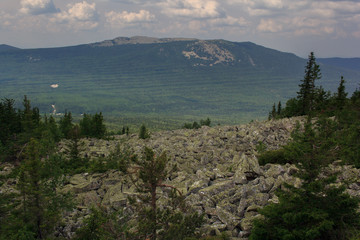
[3,117,360,239]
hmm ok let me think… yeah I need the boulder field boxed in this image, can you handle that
[36,117,360,238]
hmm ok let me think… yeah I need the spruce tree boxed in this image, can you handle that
[297,52,321,116]
[79,113,92,137]
[48,115,61,142]
[0,98,21,160]
[59,111,73,138]
[93,112,106,138]
[336,76,347,110]
[125,147,204,240]
[277,101,282,116]
[250,119,360,240]
[269,103,276,120]
[1,139,73,239]
[200,118,211,127]
[139,124,150,139]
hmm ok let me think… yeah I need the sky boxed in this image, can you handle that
[0,0,359,58]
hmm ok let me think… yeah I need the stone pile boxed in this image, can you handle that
[59,117,307,238]
[7,116,360,239]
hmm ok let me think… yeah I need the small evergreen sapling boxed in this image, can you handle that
[124,147,204,240]
[139,124,150,139]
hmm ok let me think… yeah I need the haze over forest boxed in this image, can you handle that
[0,36,359,130]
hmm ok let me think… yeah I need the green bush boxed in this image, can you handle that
[258,148,291,165]
[183,118,211,129]
[75,207,129,240]
[139,124,150,139]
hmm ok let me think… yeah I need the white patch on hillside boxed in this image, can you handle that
[248,56,256,66]
[51,104,56,114]
[182,41,235,66]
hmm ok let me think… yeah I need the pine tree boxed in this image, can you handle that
[74,206,129,240]
[277,101,282,116]
[0,98,21,153]
[250,118,360,240]
[63,125,90,174]
[59,111,73,138]
[269,103,276,120]
[93,112,106,138]
[125,147,204,240]
[297,52,321,116]
[200,118,211,127]
[2,139,73,239]
[139,124,150,139]
[48,115,61,142]
[336,76,348,110]
[79,113,92,137]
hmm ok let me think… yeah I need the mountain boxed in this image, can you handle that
[318,57,360,72]
[0,44,19,52]
[0,37,359,129]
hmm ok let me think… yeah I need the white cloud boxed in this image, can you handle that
[60,1,98,21]
[53,1,99,30]
[224,0,360,38]
[105,10,155,26]
[160,0,221,19]
[227,0,286,9]
[20,0,59,15]
[257,19,282,32]
[208,16,248,27]
[0,11,16,29]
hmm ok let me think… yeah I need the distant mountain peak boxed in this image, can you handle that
[90,36,198,47]
[0,44,19,52]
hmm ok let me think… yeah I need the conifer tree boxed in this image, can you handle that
[277,101,282,116]
[250,118,360,240]
[0,98,21,149]
[125,147,204,240]
[1,139,73,239]
[48,115,61,142]
[269,103,276,120]
[93,112,106,138]
[79,113,92,137]
[336,76,347,110]
[200,118,211,127]
[139,124,150,139]
[297,52,321,115]
[59,111,73,138]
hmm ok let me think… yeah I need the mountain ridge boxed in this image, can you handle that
[0,37,359,129]
[90,36,198,47]
[0,44,19,52]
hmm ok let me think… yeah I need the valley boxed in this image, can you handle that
[0,37,359,130]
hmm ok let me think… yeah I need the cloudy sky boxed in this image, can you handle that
[1,0,359,57]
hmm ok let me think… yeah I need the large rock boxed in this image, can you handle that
[233,154,261,184]
[69,174,102,193]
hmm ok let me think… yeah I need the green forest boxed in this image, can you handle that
[1,52,360,239]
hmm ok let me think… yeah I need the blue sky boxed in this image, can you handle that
[1,0,359,58]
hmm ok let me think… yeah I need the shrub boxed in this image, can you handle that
[258,148,290,165]
[139,124,150,139]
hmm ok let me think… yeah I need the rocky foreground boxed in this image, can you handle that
[3,117,360,239]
